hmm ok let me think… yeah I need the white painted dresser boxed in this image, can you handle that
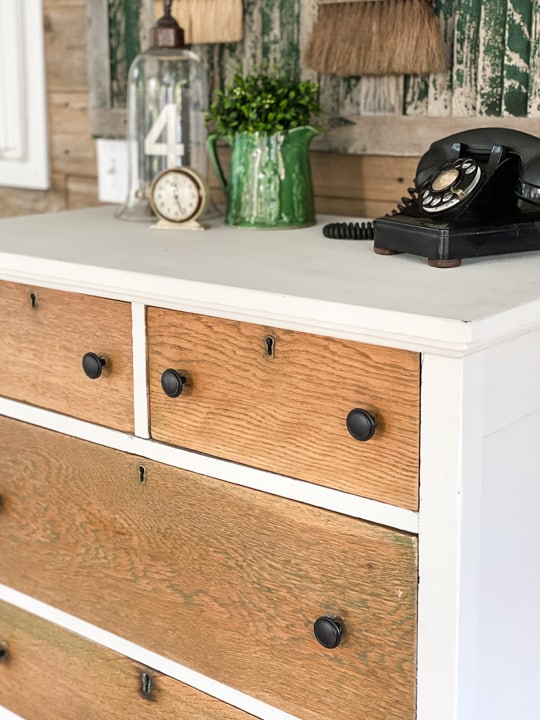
[0,207,539,720]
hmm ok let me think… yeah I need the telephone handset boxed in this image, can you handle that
[372,127,540,267]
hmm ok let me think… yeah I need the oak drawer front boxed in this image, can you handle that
[147,308,420,509]
[0,600,252,720]
[0,281,133,432]
[0,417,417,720]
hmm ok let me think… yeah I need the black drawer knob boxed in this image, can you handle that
[0,642,8,662]
[161,369,187,398]
[314,615,343,649]
[346,408,376,441]
[82,352,107,380]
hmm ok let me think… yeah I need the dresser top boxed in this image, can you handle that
[0,206,539,354]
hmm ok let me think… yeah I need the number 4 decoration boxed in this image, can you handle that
[144,103,185,168]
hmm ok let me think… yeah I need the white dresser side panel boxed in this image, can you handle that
[417,352,486,720]
[455,327,540,720]
[474,409,540,720]
[483,327,540,436]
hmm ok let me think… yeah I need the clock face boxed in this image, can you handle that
[150,168,207,223]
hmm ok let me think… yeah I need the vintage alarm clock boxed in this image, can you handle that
[149,167,209,228]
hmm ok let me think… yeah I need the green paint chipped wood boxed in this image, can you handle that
[503,0,532,116]
[477,0,506,116]
[97,0,540,146]
[109,0,143,108]
[427,0,454,116]
[528,0,540,116]
[452,0,483,116]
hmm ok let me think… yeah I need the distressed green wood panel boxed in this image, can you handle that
[97,0,540,143]
[452,0,483,115]
[404,76,429,117]
[503,0,532,115]
[217,0,300,78]
[404,0,452,117]
[109,0,144,107]
[527,0,540,115]
[477,0,506,116]
[427,0,454,115]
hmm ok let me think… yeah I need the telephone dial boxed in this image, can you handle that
[326,128,540,267]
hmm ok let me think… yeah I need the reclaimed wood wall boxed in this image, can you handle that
[3,1,540,219]
[150,0,540,121]
[0,0,98,218]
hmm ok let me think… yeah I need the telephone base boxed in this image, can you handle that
[373,212,540,266]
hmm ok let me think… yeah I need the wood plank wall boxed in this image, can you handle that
[3,1,540,220]
[0,0,99,218]
[0,0,413,220]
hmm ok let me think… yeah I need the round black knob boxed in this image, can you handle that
[314,616,343,649]
[346,408,376,441]
[161,369,187,398]
[82,352,106,380]
[0,642,8,662]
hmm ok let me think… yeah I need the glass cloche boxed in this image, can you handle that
[117,1,209,221]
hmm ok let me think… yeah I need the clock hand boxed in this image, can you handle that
[173,193,185,214]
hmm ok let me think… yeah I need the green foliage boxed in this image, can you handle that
[206,69,322,136]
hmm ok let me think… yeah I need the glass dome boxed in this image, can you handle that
[117,4,209,221]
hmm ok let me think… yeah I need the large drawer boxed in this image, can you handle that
[0,281,133,432]
[0,600,252,720]
[0,417,418,720]
[147,308,420,509]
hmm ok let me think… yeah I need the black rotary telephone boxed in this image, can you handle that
[326,128,540,267]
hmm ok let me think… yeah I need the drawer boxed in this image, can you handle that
[0,600,252,720]
[147,308,420,509]
[0,417,417,720]
[0,281,133,432]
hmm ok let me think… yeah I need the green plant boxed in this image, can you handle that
[206,69,322,136]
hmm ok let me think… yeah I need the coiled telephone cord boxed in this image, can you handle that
[322,187,418,239]
[322,221,374,240]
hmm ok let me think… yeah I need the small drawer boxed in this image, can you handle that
[147,308,420,509]
[0,417,418,720]
[0,281,133,432]
[0,600,252,720]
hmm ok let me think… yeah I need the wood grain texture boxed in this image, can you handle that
[49,92,97,177]
[0,282,134,432]
[0,600,253,720]
[43,6,89,94]
[0,173,67,217]
[147,309,420,509]
[0,418,418,720]
[65,175,100,210]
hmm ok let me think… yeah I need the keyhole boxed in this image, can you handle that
[29,292,38,309]
[264,335,275,357]
[138,465,147,485]
[140,671,152,699]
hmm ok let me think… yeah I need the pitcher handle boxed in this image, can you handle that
[207,133,228,192]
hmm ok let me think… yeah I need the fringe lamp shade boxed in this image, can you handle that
[304,0,447,76]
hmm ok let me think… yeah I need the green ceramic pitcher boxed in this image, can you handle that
[207,127,318,229]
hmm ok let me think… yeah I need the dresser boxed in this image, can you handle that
[0,207,538,720]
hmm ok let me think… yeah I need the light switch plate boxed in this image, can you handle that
[96,139,128,204]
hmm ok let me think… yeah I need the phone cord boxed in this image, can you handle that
[322,221,374,240]
[321,187,418,239]
[388,186,419,216]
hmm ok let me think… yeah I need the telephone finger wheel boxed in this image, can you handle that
[420,158,482,214]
